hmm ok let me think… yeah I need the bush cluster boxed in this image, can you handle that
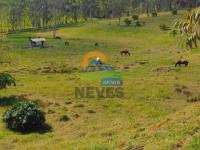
[124,18,132,26]
[124,15,145,27]
[135,21,145,27]
[3,101,46,133]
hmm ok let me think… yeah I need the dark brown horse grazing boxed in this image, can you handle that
[54,36,62,40]
[175,61,189,67]
[120,50,131,56]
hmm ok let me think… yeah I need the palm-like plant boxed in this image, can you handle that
[173,8,200,49]
[0,73,16,90]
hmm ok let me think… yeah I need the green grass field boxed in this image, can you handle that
[0,11,200,150]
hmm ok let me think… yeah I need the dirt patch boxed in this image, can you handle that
[150,118,171,131]
[48,109,55,114]
[54,102,60,107]
[187,96,200,103]
[8,65,80,75]
[175,88,192,97]
[189,127,200,136]
[73,114,80,118]
[126,145,144,150]
[174,84,189,94]
[182,90,193,97]
[65,101,73,105]
[36,65,80,74]
[174,84,200,102]
[119,63,138,71]
[59,115,70,122]
[0,61,11,66]
[174,143,183,149]
[74,104,85,108]
[153,66,176,72]
[135,60,149,65]
[66,75,80,80]
[87,110,96,114]
[101,131,115,137]
[124,66,130,70]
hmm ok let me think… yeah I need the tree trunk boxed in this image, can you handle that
[146,3,149,16]
[169,0,172,10]
[118,17,121,26]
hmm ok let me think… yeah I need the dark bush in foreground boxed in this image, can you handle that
[3,101,46,133]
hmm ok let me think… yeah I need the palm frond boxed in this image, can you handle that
[173,8,200,49]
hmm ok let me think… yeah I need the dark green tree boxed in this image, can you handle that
[0,73,16,90]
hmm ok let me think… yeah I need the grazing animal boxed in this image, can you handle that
[31,41,36,46]
[95,43,99,47]
[28,37,36,47]
[54,36,62,40]
[120,50,131,56]
[65,41,70,46]
[175,60,189,67]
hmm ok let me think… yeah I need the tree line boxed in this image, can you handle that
[0,0,199,32]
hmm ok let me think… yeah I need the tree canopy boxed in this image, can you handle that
[0,0,199,32]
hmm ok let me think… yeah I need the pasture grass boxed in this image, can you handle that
[0,11,199,150]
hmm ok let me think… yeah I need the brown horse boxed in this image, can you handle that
[54,36,62,40]
[175,61,189,67]
[120,50,131,56]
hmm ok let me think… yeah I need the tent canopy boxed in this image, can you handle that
[30,38,46,43]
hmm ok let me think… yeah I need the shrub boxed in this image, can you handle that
[171,9,178,15]
[132,15,139,20]
[151,12,158,17]
[3,101,46,133]
[0,73,16,90]
[124,18,132,26]
[159,24,170,31]
[134,21,145,27]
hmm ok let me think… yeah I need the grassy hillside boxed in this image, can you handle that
[0,11,200,150]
